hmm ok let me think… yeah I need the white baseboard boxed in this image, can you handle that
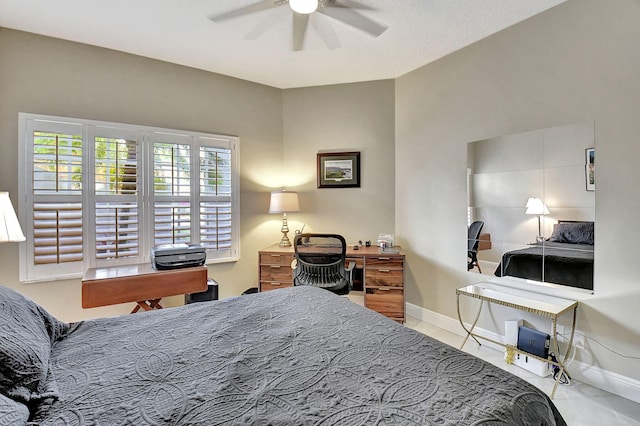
[406,302,640,404]
[570,362,640,404]
[406,302,503,346]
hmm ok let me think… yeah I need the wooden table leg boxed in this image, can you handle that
[148,299,163,309]
[130,298,164,314]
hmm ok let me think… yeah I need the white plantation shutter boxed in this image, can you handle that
[95,202,139,260]
[94,136,138,196]
[32,132,83,195]
[153,141,191,196]
[200,201,232,249]
[32,202,83,265]
[153,201,191,245]
[199,145,233,250]
[21,120,86,281]
[20,113,239,283]
[152,136,192,245]
[94,130,141,264]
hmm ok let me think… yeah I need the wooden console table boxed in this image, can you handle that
[258,244,405,322]
[82,264,208,313]
[456,281,578,398]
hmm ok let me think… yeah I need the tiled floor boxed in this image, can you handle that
[404,316,640,425]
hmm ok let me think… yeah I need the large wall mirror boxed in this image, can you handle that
[467,122,595,292]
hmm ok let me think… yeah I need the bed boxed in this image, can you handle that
[495,221,594,291]
[1,284,566,425]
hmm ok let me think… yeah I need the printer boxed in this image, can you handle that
[151,243,207,270]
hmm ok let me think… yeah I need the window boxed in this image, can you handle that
[19,113,239,282]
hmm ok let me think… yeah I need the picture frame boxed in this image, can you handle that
[317,151,360,188]
[585,148,595,191]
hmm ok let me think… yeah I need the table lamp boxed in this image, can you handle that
[269,191,300,247]
[0,192,25,243]
[525,197,550,241]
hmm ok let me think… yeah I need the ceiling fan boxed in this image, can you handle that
[208,0,388,51]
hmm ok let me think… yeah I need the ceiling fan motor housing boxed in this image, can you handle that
[289,0,319,14]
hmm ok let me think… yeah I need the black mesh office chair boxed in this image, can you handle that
[292,233,355,295]
[468,221,485,273]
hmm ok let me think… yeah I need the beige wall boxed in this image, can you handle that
[282,82,396,244]
[0,28,284,320]
[396,0,640,382]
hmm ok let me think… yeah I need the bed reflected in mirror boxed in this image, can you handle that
[467,122,595,292]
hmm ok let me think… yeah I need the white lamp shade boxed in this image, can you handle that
[289,0,318,14]
[269,191,300,213]
[0,192,26,242]
[525,197,550,215]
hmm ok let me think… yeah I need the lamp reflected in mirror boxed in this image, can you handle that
[525,197,550,242]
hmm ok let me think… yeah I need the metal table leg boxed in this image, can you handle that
[550,306,577,398]
[457,293,483,349]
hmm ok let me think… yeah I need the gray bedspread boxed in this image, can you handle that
[32,286,565,425]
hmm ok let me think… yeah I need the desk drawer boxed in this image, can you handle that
[366,256,404,268]
[365,287,404,320]
[365,269,403,288]
[260,281,293,291]
[260,253,294,266]
[260,265,292,282]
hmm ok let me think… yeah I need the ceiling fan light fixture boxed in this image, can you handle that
[289,0,318,14]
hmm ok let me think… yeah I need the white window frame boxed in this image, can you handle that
[18,113,240,283]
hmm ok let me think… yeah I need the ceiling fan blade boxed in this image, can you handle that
[292,13,310,51]
[322,0,375,11]
[312,16,341,50]
[208,0,281,22]
[318,6,388,37]
[244,11,282,40]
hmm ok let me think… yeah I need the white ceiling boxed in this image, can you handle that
[0,0,565,89]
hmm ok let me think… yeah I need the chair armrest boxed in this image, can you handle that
[290,258,298,269]
[345,261,355,272]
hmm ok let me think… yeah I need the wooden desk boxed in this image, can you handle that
[82,264,208,313]
[478,233,492,250]
[258,244,405,322]
[456,281,578,398]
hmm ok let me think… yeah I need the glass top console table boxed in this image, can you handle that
[456,281,578,398]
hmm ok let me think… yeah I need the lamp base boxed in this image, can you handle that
[279,234,292,247]
[278,214,291,247]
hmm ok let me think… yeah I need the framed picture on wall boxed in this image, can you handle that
[317,151,360,188]
[585,148,595,191]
